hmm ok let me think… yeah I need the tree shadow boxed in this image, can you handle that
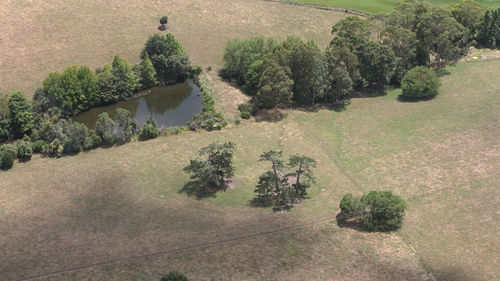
[397,94,436,103]
[178,180,218,199]
[294,100,348,113]
[435,68,451,77]
[352,87,389,98]
[248,197,274,208]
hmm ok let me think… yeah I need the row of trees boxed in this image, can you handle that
[183,142,317,211]
[37,33,191,117]
[0,109,161,170]
[0,32,192,144]
[223,0,494,114]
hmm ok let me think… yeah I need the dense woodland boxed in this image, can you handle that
[221,0,500,117]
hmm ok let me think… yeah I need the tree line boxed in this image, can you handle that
[221,0,498,117]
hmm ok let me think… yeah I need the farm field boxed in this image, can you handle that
[283,0,500,14]
[0,0,347,98]
[0,0,499,280]
[1,59,499,280]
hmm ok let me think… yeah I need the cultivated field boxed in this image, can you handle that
[283,0,500,14]
[0,0,499,280]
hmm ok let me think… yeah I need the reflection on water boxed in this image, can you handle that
[73,80,202,129]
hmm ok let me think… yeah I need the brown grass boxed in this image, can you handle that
[0,0,347,97]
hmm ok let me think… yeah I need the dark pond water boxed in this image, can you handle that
[73,80,202,130]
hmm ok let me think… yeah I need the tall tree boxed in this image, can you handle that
[450,0,483,38]
[381,26,419,83]
[111,55,137,100]
[330,16,371,52]
[95,112,115,145]
[0,94,10,141]
[416,8,468,67]
[256,60,294,109]
[259,150,285,193]
[325,46,361,88]
[357,41,396,86]
[287,154,316,197]
[142,33,190,83]
[140,53,157,88]
[184,142,237,190]
[114,108,138,143]
[8,92,33,138]
[43,65,99,115]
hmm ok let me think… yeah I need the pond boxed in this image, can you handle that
[73,80,202,130]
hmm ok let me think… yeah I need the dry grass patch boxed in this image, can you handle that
[0,0,348,97]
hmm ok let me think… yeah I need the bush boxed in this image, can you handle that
[401,66,439,99]
[339,191,407,231]
[165,126,188,136]
[160,271,188,281]
[160,16,168,25]
[17,141,33,161]
[139,115,160,140]
[339,193,363,219]
[190,65,202,76]
[48,138,63,157]
[1,151,14,170]
[0,143,18,159]
[32,140,47,153]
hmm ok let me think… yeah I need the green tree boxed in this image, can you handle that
[401,66,439,99]
[43,65,99,115]
[141,33,190,83]
[17,141,33,161]
[339,194,363,220]
[360,191,407,231]
[339,191,407,231]
[97,64,117,104]
[478,9,500,48]
[140,53,157,88]
[243,59,263,95]
[139,115,160,140]
[416,8,468,67]
[287,154,316,197]
[289,42,326,105]
[111,55,137,100]
[330,16,371,52]
[259,150,285,193]
[62,121,89,153]
[256,60,294,109]
[159,16,168,25]
[0,94,10,141]
[183,142,236,190]
[114,108,138,143]
[95,112,115,145]
[221,37,276,85]
[450,0,483,37]
[357,41,396,86]
[160,271,188,281]
[8,92,34,138]
[325,46,361,88]
[381,26,419,84]
[1,150,14,170]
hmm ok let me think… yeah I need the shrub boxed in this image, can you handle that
[159,16,168,25]
[401,66,439,99]
[48,138,63,157]
[234,119,241,125]
[190,65,202,76]
[84,129,101,150]
[1,151,14,170]
[160,271,188,281]
[360,191,407,231]
[139,115,160,140]
[0,144,18,158]
[32,140,47,153]
[339,191,407,231]
[165,126,188,136]
[240,111,251,119]
[17,141,33,161]
[95,112,115,145]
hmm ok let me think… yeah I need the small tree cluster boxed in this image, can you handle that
[183,142,236,193]
[339,191,407,231]
[254,150,316,211]
[139,114,160,140]
[478,8,500,48]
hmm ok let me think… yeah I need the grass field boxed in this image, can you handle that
[283,0,500,14]
[0,0,347,98]
[1,59,498,280]
[1,0,499,280]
